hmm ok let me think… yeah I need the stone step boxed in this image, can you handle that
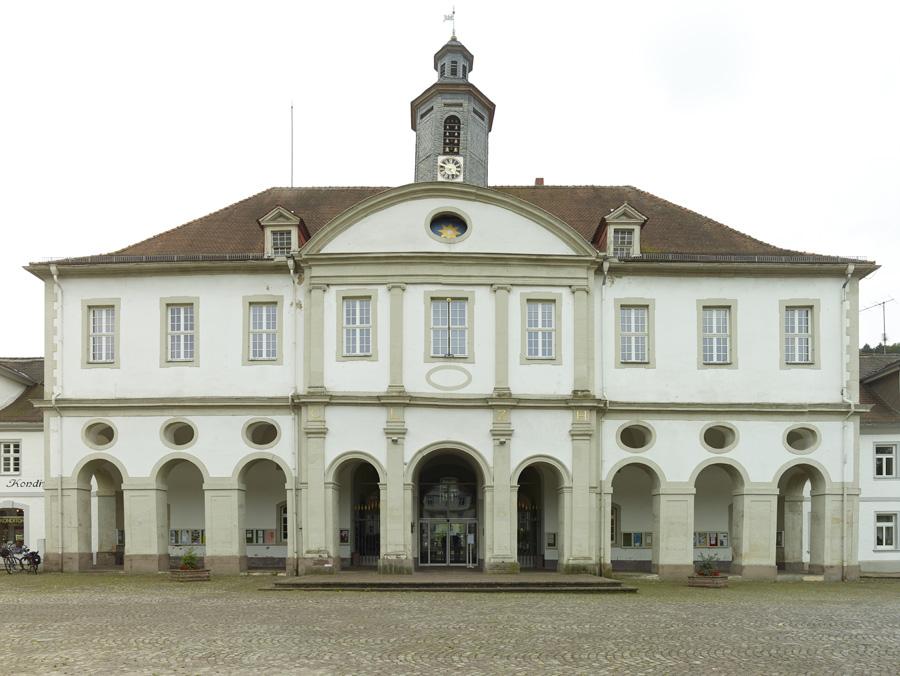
[263,584,637,594]
[271,579,625,589]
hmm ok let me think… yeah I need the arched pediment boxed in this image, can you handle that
[302,183,597,257]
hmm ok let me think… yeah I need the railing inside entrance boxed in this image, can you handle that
[517,508,542,569]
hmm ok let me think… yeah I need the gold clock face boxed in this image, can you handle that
[438,156,463,180]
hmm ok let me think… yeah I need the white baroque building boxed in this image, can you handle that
[23,37,894,580]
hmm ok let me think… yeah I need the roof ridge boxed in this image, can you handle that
[109,186,278,255]
[863,382,900,417]
[628,186,800,255]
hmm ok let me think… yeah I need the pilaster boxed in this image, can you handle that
[387,283,407,394]
[300,402,334,572]
[571,285,591,396]
[487,405,517,572]
[381,404,413,573]
[599,486,613,577]
[564,408,598,574]
[652,482,695,579]
[307,283,327,393]
[730,487,778,580]
[491,284,511,397]
[122,481,169,573]
[203,479,246,575]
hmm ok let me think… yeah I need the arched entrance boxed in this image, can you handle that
[331,457,382,568]
[238,459,289,570]
[0,507,25,545]
[692,464,744,573]
[776,463,828,574]
[516,462,565,570]
[157,459,206,569]
[416,451,481,567]
[610,462,661,573]
[76,458,125,569]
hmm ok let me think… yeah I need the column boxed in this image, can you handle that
[491,284,511,396]
[487,406,517,572]
[387,283,406,394]
[565,408,597,574]
[284,479,299,576]
[301,403,333,573]
[203,479,246,574]
[571,285,591,396]
[123,479,169,573]
[45,480,92,571]
[652,483,695,579]
[306,284,327,392]
[810,489,858,581]
[782,494,805,573]
[381,405,412,573]
[599,487,614,577]
[730,488,778,580]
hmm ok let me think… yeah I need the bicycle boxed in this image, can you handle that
[0,543,40,574]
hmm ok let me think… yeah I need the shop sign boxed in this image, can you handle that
[5,479,43,488]
[0,517,24,524]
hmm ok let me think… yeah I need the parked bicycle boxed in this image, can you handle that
[0,542,40,574]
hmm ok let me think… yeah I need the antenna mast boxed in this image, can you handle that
[861,298,896,353]
[290,103,294,188]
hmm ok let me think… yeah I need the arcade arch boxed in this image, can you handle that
[514,460,566,570]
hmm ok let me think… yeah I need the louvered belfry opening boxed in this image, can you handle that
[443,115,461,154]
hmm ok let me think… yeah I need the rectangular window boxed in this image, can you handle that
[88,305,116,363]
[784,306,813,364]
[875,445,898,478]
[450,60,458,77]
[431,298,468,357]
[612,228,634,257]
[702,307,731,364]
[876,514,897,549]
[167,304,195,361]
[342,298,372,356]
[620,306,648,363]
[249,302,278,360]
[0,442,21,475]
[271,230,292,256]
[526,300,555,358]
[280,504,289,543]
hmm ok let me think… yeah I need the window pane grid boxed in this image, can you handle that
[249,303,278,360]
[702,307,730,364]
[167,305,195,361]
[612,228,634,258]
[784,307,813,363]
[431,299,467,356]
[0,442,21,475]
[342,298,372,356]
[89,306,115,362]
[526,301,555,358]
[271,230,292,256]
[876,514,897,548]
[620,306,648,362]
[875,445,897,478]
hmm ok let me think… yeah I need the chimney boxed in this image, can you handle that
[534,177,544,186]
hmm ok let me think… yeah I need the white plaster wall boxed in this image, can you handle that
[859,433,900,502]
[57,414,295,479]
[597,275,845,403]
[509,410,572,480]
[59,273,297,399]
[508,287,575,395]
[404,408,494,470]
[859,432,900,571]
[321,197,577,256]
[0,428,45,550]
[602,418,845,486]
[323,407,387,473]
[404,284,494,395]
[324,286,390,392]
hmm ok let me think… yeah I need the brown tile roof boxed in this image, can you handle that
[0,359,43,425]
[860,382,900,425]
[0,358,43,385]
[859,354,900,381]
[94,185,843,261]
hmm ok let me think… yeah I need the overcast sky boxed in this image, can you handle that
[1,1,897,357]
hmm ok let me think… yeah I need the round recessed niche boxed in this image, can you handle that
[427,211,470,243]
[161,419,197,449]
[243,418,280,449]
[701,423,738,454]
[617,422,655,453]
[784,425,820,454]
[83,420,117,450]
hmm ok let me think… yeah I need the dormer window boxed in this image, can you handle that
[612,228,634,258]
[271,230,292,257]
[450,60,458,77]
[258,206,303,258]
[443,115,461,154]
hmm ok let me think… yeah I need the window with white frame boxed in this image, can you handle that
[279,503,289,543]
[166,304,195,361]
[271,230,292,257]
[342,298,372,356]
[610,504,620,545]
[784,306,813,364]
[702,306,731,364]
[0,442,21,475]
[875,513,897,549]
[875,444,898,478]
[620,306,648,363]
[88,305,116,363]
[249,302,278,360]
[526,300,555,358]
[431,298,467,357]
[612,228,634,258]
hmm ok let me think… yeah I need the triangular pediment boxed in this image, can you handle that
[605,202,647,225]
[258,205,301,227]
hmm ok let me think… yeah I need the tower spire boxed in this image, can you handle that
[443,6,456,40]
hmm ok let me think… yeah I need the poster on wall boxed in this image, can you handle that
[546,532,557,548]
[339,529,350,545]
[264,529,276,544]
[718,533,729,547]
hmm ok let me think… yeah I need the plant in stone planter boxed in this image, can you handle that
[689,552,727,587]
[695,552,719,576]
[180,548,199,571]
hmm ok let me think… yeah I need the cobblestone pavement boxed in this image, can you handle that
[1,574,899,675]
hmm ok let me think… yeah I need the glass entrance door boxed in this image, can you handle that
[420,519,477,566]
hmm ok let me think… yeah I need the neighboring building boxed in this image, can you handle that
[0,358,44,551]
[859,354,900,573]
[25,36,881,579]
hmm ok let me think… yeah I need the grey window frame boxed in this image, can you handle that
[780,299,821,369]
[614,298,655,368]
[336,290,378,361]
[424,291,474,363]
[0,441,21,475]
[82,298,121,368]
[242,295,284,366]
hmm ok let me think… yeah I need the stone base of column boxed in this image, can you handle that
[95,551,118,568]
[42,552,62,572]
[205,555,247,575]
[809,563,845,581]
[784,561,805,573]
[124,554,168,574]
[599,561,613,578]
[378,556,414,575]
[561,558,599,575]
[485,558,519,574]
[284,557,299,576]
[732,563,776,580]
[299,553,338,575]
[61,552,92,572]
[841,565,860,582]
[653,563,694,579]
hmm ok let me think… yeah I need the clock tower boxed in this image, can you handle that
[411,35,495,186]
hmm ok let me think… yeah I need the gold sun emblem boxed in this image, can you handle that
[437,224,461,239]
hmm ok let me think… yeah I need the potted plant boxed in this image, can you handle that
[688,552,728,588]
[170,548,210,581]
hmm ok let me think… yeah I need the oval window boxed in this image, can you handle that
[243,419,280,449]
[162,420,196,448]
[785,426,819,453]
[429,213,468,241]
[702,424,737,453]
[618,423,654,452]
[84,421,116,449]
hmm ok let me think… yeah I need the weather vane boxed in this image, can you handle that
[444,6,456,39]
